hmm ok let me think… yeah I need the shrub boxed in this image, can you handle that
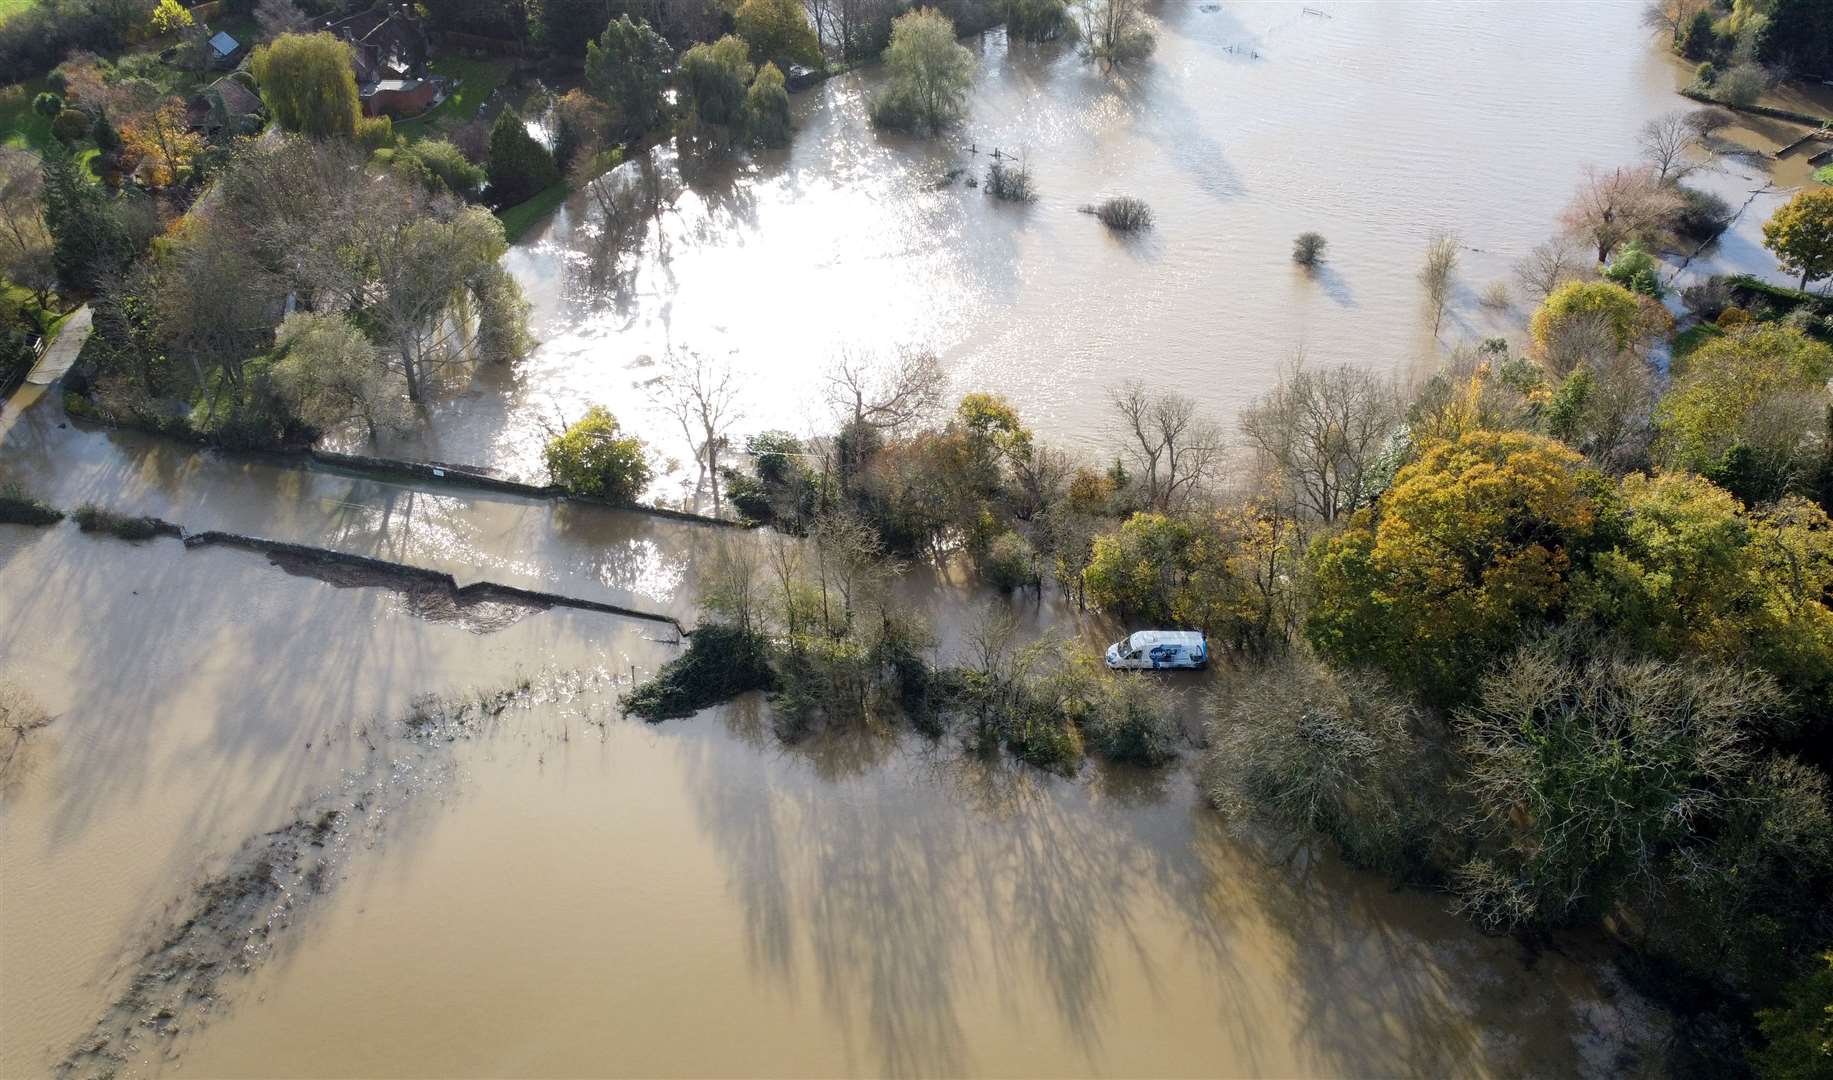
[406,138,485,199]
[353,114,392,150]
[1601,240,1664,298]
[72,504,169,540]
[1479,281,1512,309]
[868,9,974,135]
[1292,231,1326,267]
[1092,195,1151,231]
[1205,652,1438,874]
[1713,62,1768,107]
[621,622,775,720]
[1754,953,1833,1080]
[1682,278,1734,321]
[486,107,559,207]
[1004,0,1070,40]
[33,91,64,117]
[0,485,63,526]
[981,530,1039,592]
[1718,306,1752,328]
[1079,671,1179,765]
[984,159,1036,202]
[51,108,92,145]
[743,62,792,147]
[542,406,651,500]
[1673,185,1732,243]
[1529,279,1646,355]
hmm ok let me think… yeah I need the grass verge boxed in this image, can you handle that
[495,180,568,242]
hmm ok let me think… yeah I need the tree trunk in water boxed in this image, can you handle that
[399,339,422,403]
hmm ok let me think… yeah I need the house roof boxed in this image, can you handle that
[211,77,263,116]
[209,30,238,55]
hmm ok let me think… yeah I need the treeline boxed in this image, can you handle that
[1646,0,1833,101]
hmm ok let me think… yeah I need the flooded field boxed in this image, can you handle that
[360,0,1828,488]
[0,515,1662,1078]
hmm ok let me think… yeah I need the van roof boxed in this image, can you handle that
[1127,631,1206,649]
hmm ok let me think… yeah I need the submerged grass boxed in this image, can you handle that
[0,484,62,526]
[73,503,174,540]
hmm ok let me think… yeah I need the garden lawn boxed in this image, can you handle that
[393,56,511,141]
[495,181,568,242]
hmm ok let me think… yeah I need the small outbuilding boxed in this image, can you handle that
[207,30,243,69]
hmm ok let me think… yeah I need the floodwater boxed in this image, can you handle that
[361,0,1830,491]
[0,513,1664,1077]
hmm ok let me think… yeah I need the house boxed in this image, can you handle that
[207,29,244,69]
[323,3,440,117]
[364,78,437,117]
[188,74,265,137]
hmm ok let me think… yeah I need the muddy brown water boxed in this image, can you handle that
[0,514,1664,1077]
[353,1,1830,497]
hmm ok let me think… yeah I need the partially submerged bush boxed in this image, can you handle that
[981,530,1040,592]
[1091,196,1151,231]
[543,406,651,500]
[72,504,170,540]
[1292,231,1326,268]
[1205,652,1442,875]
[1681,278,1733,321]
[0,485,63,526]
[1077,669,1180,765]
[984,159,1036,202]
[621,622,775,721]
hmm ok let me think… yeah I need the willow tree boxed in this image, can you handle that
[867,9,973,134]
[250,32,360,138]
[363,204,529,401]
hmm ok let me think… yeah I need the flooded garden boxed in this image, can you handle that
[4,0,1830,1073]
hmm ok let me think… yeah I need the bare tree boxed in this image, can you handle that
[1640,0,1705,48]
[1075,0,1154,68]
[0,681,53,777]
[1683,106,1736,140]
[254,0,306,41]
[1239,359,1399,527]
[1638,111,1708,183]
[0,149,55,308]
[700,531,764,636]
[1514,236,1584,301]
[825,347,944,436]
[1109,380,1225,511]
[653,348,743,517]
[1539,309,1622,379]
[1420,230,1460,337]
[1559,165,1683,263]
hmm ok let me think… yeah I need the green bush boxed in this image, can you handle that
[0,485,63,526]
[981,530,1039,592]
[1754,952,1833,1079]
[542,405,651,500]
[485,107,558,207]
[354,114,393,150]
[621,622,775,721]
[1602,240,1664,298]
[1079,670,1180,765]
[51,107,91,145]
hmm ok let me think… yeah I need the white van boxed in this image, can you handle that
[1104,631,1208,670]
